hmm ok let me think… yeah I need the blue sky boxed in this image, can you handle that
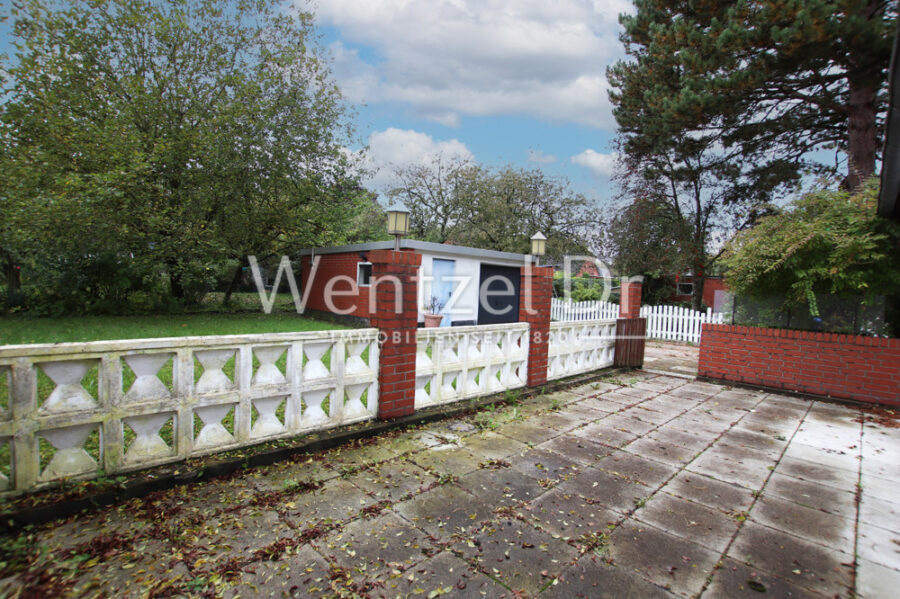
[311,0,634,206]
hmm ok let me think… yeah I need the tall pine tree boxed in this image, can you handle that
[611,0,895,191]
[608,0,895,308]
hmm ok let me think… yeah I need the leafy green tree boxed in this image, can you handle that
[389,156,598,261]
[721,180,900,314]
[1,0,359,311]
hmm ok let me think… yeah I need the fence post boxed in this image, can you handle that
[368,250,422,420]
[520,264,553,387]
[615,276,647,368]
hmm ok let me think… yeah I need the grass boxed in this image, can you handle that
[0,312,351,346]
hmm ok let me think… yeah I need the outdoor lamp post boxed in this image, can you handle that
[530,232,547,266]
[387,205,410,251]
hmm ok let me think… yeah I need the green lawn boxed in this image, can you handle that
[0,312,351,346]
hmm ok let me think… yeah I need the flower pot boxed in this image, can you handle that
[423,313,443,328]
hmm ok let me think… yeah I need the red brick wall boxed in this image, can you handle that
[619,279,643,319]
[368,250,422,420]
[669,276,726,307]
[519,265,553,387]
[699,324,900,407]
[301,253,371,318]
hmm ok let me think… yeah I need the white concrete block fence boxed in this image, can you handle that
[414,323,530,410]
[0,330,380,495]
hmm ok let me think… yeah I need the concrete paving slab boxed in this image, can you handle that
[315,511,430,577]
[728,521,853,596]
[222,544,330,598]
[856,522,900,571]
[705,557,830,599]
[858,472,900,505]
[456,466,546,507]
[497,419,562,445]
[507,448,580,483]
[764,472,857,517]
[662,472,755,514]
[858,495,900,533]
[776,456,860,492]
[462,431,529,461]
[856,558,900,599]
[570,422,639,449]
[394,550,507,598]
[602,413,659,436]
[608,520,721,597]
[649,428,713,452]
[281,478,379,527]
[526,486,621,540]
[635,492,740,553]
[531,410,585,432]
[622,437,698,467]
[406,447,483,478]
[345,459,436,502]
[687,453,772,490]
[543,553,677,598]
[455,518,578,595]
[392,483,493,538]
[557,467,651,514]
[750,495,855,550]
[593,452,679,488]
[538,435,615,465]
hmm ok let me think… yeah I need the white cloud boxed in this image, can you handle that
[314,0,631,130]
[359,128,475,189]
[571,149,618,178]
[527,149,557,164]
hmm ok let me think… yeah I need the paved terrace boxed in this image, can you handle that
[2,372,898,598]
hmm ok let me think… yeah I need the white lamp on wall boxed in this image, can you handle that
[387,205,410,251]
[530,232,547,266]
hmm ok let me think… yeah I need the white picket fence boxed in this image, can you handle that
[552,298,724,344]
[640,305,725,344]
[550,298,619,322]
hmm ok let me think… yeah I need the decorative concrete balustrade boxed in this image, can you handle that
[0,330,379,495]
[414,323,530,409]
[547,320,617,380]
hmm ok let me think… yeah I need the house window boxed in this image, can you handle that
[677,282,693,296]
[357,262,372,287]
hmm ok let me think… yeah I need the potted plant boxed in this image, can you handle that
[424,295,446,328]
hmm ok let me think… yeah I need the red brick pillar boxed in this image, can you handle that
[615,276,647,368]
[368,250,421,420]
[619,276,643,319]
[519,264,553,387]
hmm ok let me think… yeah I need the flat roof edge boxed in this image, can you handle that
[299,239,533,263]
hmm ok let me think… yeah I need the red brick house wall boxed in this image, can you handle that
[699,324,900,407]
[301,253,372,319]
[670,276,726,307]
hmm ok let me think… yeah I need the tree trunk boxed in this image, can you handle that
[845,0,883,192]
[692,275,705,312]
[169,272,186,299]
[223,260,245,306]
[846,74,878,192]
[3,255,21,291]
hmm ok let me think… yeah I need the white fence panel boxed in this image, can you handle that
[0,329,379,495]
[547,320,617,380]
[415,323,529,409]
[551,298,619,322]
[640,305,724,344]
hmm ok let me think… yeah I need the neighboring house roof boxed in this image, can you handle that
[298,240,533,267]
[879,21,900,221]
